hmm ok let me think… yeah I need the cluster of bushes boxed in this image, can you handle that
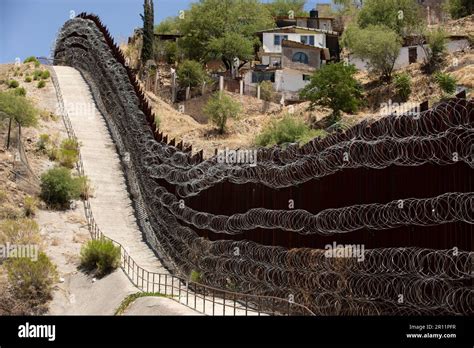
[434,72,457,96]
[256,114,328,147]
[23,56,40,68]
[394,73,412,102]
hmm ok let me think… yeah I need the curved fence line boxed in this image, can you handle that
[48,65,314,316]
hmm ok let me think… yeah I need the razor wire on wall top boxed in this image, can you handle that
[52,14,473,315]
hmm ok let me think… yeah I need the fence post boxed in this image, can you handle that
[239,80,243,96]
[219,76,224,92]
[257,84,261,100]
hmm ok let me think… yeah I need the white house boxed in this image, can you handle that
[243,25,335,100]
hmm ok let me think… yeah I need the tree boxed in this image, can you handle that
[140,0,154,63]
[265,0,308,17]
[394,73,412,101]
[154,16,180,34]
[434,72,457,95]
[178,0,274,69]
[422,28,447,73]
[0,91,38,149]
[299,62,362,119]
[444,0,474,19]
[208,32,255,67]
[342,24,402,80]
[177,60,207,88]
[204,92,241,134]
[357,0,422,36]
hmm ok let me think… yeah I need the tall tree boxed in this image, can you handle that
[178,0,274,69]
[342,24,402,81]
[140,0,154,63]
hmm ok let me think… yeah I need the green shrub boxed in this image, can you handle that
[80,239,121,277]
[12,87,26,97]
[23,56,39,64]
[434,72,457,95]
[8,80,19,88]
[58,138,79,168]
[256,114,326,147]
[0,91,38,127]
[37,133,50,152]
[203,92,241,134]
[41,70,50,80]
[37,80,46,89]
[5,252,57,302]
[33,70,42,80]
[47,146,60,161]
[75,175,92,199]
[190,270,202,283]
[40,167,81,208]
[394,73,412,102]
[23,196,39,217]
[259,81,274,102]
[24,76,32,83]
[424,29,447,73]
[177,60,206,88]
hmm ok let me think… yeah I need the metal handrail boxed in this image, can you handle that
[48,65,315,316]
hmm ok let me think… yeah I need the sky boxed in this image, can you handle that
[0,0,330,63]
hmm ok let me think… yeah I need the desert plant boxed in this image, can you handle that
[75,175,92,199]
[5,252,57,303]
[40,167,81,208]
[256,114,327,147]
[0,91,38,127]
[177,60,207,88]
[203,92,241,134]
[394,73,412,102]
[23,196,39,217]
[33,70,42,80]
[300,62,363,118]
[0,218,41,245]
[423,29,447,73]
[259,81,274,102]
[24,76,32,83]
[12,87,26,97]
[37,80,46,89]
[190,270,202,283]
[434,72,457,95]
[40,70,50,79]
[80,239,121,277]
[23,56,40,66]
[58,138,79,168]
[8,80,19,88]
[36,134,50,152]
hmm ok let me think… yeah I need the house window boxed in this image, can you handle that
[301,35,315,45]
[292,52,309,64]
[274,35,288,46]
[252,71,275,83]
[303,74,311,81]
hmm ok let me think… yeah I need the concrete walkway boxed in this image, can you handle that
[54,66,167,275]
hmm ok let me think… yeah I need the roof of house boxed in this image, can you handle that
[274,16,335,21]
[256,25,339,36]
[281,39,323,50]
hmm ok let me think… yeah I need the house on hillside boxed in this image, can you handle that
[242,10,339,101]
[348,33,470,71]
